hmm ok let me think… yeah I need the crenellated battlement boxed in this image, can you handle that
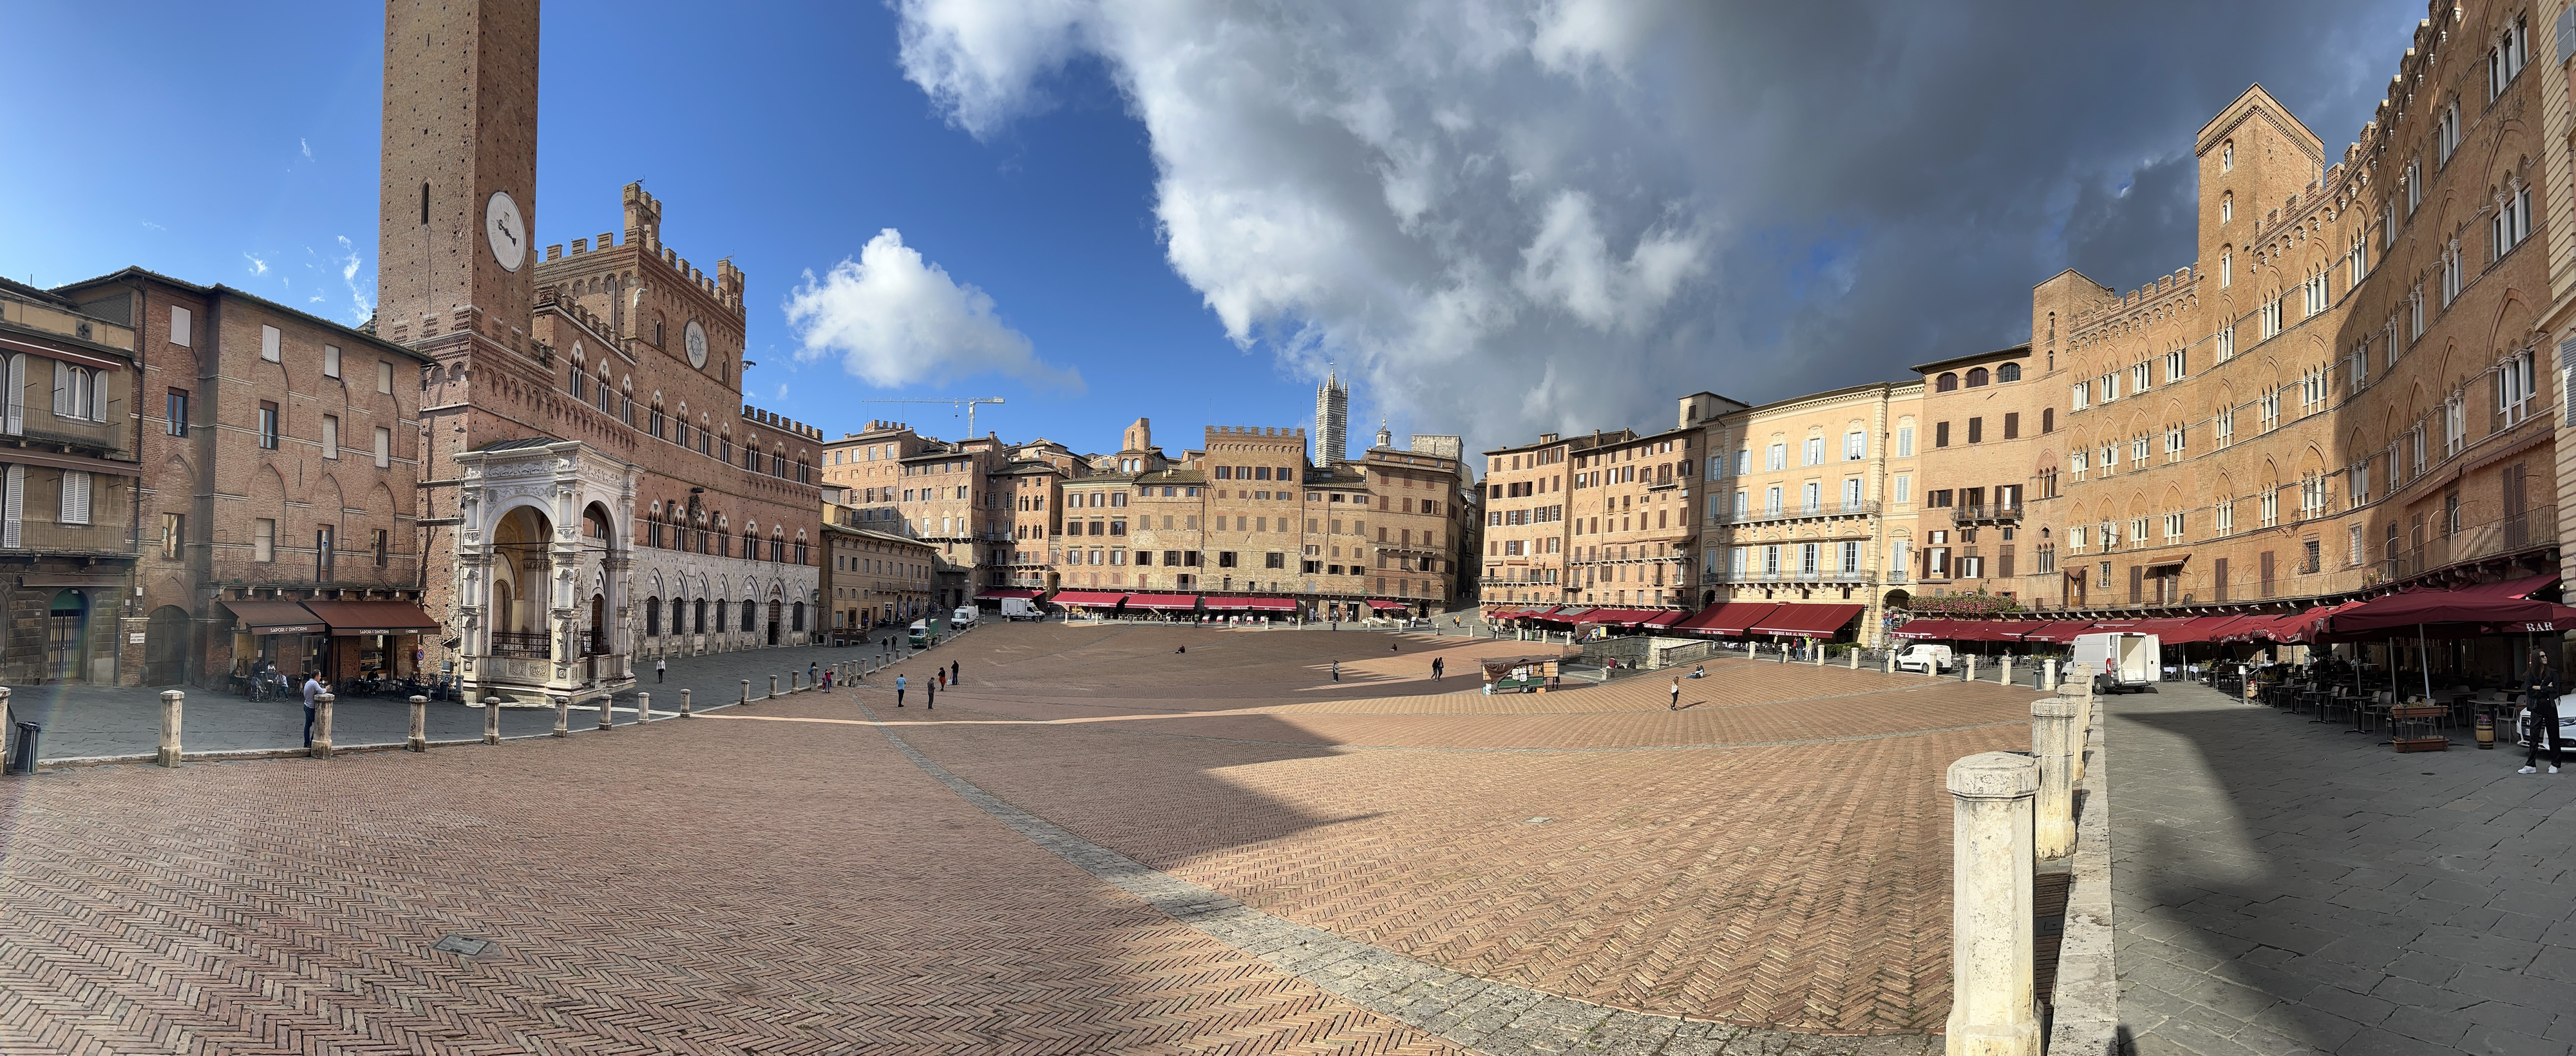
[1205,425,1306,439]
[741,404,824,441]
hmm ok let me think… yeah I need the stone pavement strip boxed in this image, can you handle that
[2110,682,2576,1056]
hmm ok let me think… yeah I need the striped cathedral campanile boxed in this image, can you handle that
[1315,365,1348,465]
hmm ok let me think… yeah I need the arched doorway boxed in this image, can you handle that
[767,599,782,645]
[587,593,607,655]
[46,590,88,684]
[144,605,191,686]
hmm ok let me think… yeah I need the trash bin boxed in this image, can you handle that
[8,720,37,774]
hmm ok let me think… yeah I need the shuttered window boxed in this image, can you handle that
[2,465,22,548]
[59,470,90,525]
[260,325,281,362]
[3,354,21,435]
[321,415,339,459]
[375,427,392,468]
[169,306,191,347]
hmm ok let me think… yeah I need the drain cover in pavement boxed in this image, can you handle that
[431,935,494,956]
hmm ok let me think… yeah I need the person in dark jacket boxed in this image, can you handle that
[2525,649,2563,774]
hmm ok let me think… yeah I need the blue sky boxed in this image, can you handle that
[0,1,2427,461]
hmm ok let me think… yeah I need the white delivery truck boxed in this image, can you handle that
[999,597,1041,620]
[1895,643,1955,675]
[952,606,980,628]
[907,619,933,648]
[2072,632,2160,693]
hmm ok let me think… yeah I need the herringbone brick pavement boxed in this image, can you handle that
[0,690,1466,1055]
[1,623,2014,1051]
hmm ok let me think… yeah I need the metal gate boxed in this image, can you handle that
[44,589,88,684]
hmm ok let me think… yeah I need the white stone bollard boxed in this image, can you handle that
[1814,644,1825,666]
[310,693,335,759]
[741,679,751,706]
[596,693,612,730]
[2065,662,2095,782]
[1946,751,2041,1056]
[2043,658,2058,693]
[484,697,502,744]
[1886,650,1897,675]
[2000,657,2014,687]
[408,696,428,752]
[158,689,184,767]
[1965,656,1978,683]
[638,691,652,724]
[1850,648,1860,669]
[2032,697,2078,860]
[769,675,779,699]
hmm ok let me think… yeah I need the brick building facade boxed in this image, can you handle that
[0,280,142,685]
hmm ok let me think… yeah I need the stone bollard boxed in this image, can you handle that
[1965,656,1978,683]
[408,696,428,752]
[681,688,694,718]
[2065,663,2095,782]
[2000,657,2013,687]
[768,675,779,700]
[741,679,752,706]
[638,691,652,724]
[2032,697,2078,860]
[1946,751,2041,1056]
[310,693,335,759]
[2043,658,2058,693]
[158,689,184,767]
[1886,650,1897,675]
[1849,648,1859,669]
[1814,645,1825,666]
[484,697,502,745]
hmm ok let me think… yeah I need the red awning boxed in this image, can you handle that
[1050,590,1128,608]
[1751,603,1864,638]
[2324,586,2576,638]
[1204,597,1297,611]
[2016,620,2097,644]
[1890,619,1960,640]
[1638,610,1684,627]
[1367,599,1409,611]
[220,599,327,637]
[2456,573,2559,600]
[1681,602,1779,637]
[1531,606,1587,622]
[974,588,1042,600]
[1126,593,1200,609]
[1573,608,1649,625]
[298,599,442,638]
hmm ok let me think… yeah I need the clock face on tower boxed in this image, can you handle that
[685,320,708,368]
[484,191,526,273]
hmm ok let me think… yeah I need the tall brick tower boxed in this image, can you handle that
[377,0,540,355]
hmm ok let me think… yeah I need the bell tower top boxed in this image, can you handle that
[377,0,540,356]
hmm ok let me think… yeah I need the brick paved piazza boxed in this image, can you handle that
[0,624,2036,1055]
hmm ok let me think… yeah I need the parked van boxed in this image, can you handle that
[952,606,980,628]
[2072,632,2160,693]
[999,597,1041,620]
[907,620,932,647]
[1895,643,1955,675]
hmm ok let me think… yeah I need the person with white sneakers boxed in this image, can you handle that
[2523,648,2562,774]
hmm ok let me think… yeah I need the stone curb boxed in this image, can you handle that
[2046,696,2118,1055]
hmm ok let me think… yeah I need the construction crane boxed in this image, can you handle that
[856,396,1006,439]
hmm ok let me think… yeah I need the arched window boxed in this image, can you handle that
[712,598,727,632]
[645,597,661,637]
[693,598,707,633]
[1965,367,1990,387]
[1935,372,1960,392]
[740,599,757,629]
[2221,140,2233,173]
[2041,407,2054,434]
[792,602,806,632]
[1997,362,2022,383]
[2221,192,2233,225]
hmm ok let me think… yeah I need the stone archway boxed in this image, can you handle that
[451,439,639,707]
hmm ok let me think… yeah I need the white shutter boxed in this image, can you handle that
[51,361,67,417]
[169,305,191,347]
[260,325,281,362]
[323,344,340,378]
[59,470,88,526]
[4,465,23,549]
[375,427,392,468]
[5,354,21,435]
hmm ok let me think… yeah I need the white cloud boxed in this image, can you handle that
[891,0,2426,450]
[139,220,165,232]
[243,253,269,276]
[784,228,1079,391]
[333,236,373,324]
[299,138,312,159]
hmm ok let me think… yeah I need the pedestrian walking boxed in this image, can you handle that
[822,667,833,691]
[1331,659,1340,682]
[927,680,936,710]
[1669,677,1682,711]
[301,672,324,747]
[896,673,907,707]
[951,660,959,685]
[2525,649,2564,774]
[656,657,665,683]
[1432,657,1444,680]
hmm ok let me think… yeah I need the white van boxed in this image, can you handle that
[907,619,932,647]
[999,597,1041,620]
[1895,643,1955,675]
[952,606,980,628]
[2072,632,2160,693]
